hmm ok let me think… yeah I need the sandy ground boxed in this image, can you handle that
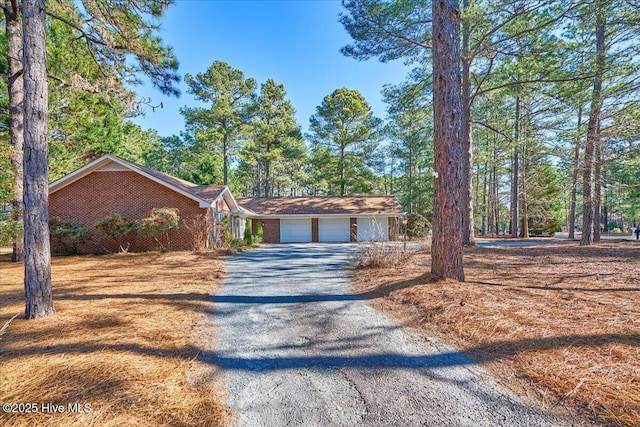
[0,250,230,426]
[353,239,639,427]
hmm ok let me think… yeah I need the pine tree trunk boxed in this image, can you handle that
[593,125,602,242]
[520,105,529,239]
[582,139,594,244]
[581,0,606,246]
[481,159,488,236]
[510,151,519,237]
[568,107,582,240]
[431,0,464,281]
[22,0,54,319]
[460,0,475,246]
[521,186,529,238]
[488,154,495,235]
[3,2,25,262]
[256,162,261,196]
[492,138,499,235]
[510,96,520,238]
[264,160,271,197]
[408,142,414,213]
[389,157,394,194]
[602,191,608,232]
[339,147,346,196]
[222,133,229,186]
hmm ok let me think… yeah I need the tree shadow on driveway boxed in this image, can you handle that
[202,333,640,372]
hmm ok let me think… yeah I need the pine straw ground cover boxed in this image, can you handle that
[353,240,640,427]
[0,250,230,427]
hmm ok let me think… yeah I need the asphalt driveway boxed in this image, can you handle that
[209,244,574,426]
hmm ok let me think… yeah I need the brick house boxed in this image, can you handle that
[48,155,241,253]
[49,155,405,253]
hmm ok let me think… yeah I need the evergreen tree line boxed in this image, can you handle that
[143,60,388,199]
[340,0,640,244]
[3,1,638,241]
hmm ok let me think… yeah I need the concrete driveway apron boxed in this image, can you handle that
[208,244,575,427]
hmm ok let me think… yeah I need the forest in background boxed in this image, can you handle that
[1,0,639,239]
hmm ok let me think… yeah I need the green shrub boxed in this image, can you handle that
[228,238,245,248]
[50,217,93,254]
[529,216,561,236]
[404,213,430,239]
[0,214,22,246]
[607,221,620,231]
[139,208,180,252]
[255,221,263,241]
[95,213,139,252]
[222,216,232,245]
[244,218,253,245]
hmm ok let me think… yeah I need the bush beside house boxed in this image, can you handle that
[49,170,209,253]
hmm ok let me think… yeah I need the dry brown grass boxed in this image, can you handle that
[353,240,640,427]
[0,250,230,426]
[355,239,431,269]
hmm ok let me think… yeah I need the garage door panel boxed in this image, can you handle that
[357,217,388,242]
[319,218,351,242]
[280,219,312,243]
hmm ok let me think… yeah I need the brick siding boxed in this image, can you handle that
[49,171,208,253]
[252,218,281,243]
[311,218,319,242]
[350,218,357,242]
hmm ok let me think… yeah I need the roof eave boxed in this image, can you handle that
[49,154,115,193]
[49,154,210,207]
[211,186,242,212]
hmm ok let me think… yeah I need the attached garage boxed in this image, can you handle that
[318,218,351,242]
[280,219,312,243]
[237,196,403,244]
[357,217,388,242]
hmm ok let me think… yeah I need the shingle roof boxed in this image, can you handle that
[118,159,226,203]
[49,154,230,207]
[101,157,228,204]
[237,196,404,216]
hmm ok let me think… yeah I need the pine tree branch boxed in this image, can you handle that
[479,74,594,96]
[46,10,127,50]
[473,1,581,60]
[473,120,513,143]
[47,73,68,88]
[8,69,23,87]
[362,2,432,50]
[470,55,495,103]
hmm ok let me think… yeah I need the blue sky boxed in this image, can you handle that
[131,0,411,137]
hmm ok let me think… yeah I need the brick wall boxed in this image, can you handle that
[49,171,207,253]
[350,218,357,242]
[260,219,280,243]
[311,218,318,242]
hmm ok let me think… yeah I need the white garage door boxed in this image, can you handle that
[319,218,351,242]
[280,219,312,243]
[357,217,388,242]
